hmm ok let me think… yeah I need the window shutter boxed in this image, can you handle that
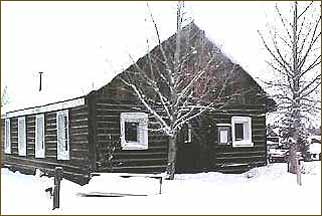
[57,110,70,160]
[18,117,26,156]
[4,118,11,154]
[35,114,45,158]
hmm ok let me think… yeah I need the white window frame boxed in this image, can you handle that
[216,123,231,145]
[220,130,228,143]
[231,116,253,147]
[56,110,70,160]
[18,116,27,156]
[120,112,148,150]
[218,128,230,145]
[4,118,11,154]
[35,114,45,158]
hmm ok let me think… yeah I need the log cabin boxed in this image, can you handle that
[1,22,275,185]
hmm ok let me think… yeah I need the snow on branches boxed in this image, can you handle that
[120,2,244,179]
[258,1,321,131]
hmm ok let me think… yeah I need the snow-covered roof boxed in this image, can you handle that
[307,135,321,144]
[2,4,271,117]
[2,22,269,118]
[308,135,321,141]
[1,71,118,117]
[309,143,321,154]
[268,149,288,156]
[267,140,278,145]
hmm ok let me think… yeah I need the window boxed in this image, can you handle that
[57,110,69,160]
[231,116,253,147]
[18,117,27,156]
[35,114,45,158]
[217,124,231,145]
[235,123,244,141]
[125,122,139,142]
[4,118,11,154]
[120,112,148,150]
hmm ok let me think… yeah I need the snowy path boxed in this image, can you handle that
[1,162,321,215]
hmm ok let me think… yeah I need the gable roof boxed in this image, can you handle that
[98,22,275,109]
[2,22,274,118]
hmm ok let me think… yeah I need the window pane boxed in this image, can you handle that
[41,123,44,149]
[5,121,9,148]
[235,123,244,141]
[125,122,139,142]
[57,114,65,156]
[184,124,192,143]
[18,117,26,156]
[57,111,69,160]
[64,116,68,151]
[220,130,228,143]
[5,119,11,154]
[120,112,149,150]
[187,128,192,143]
[36,115,45,158]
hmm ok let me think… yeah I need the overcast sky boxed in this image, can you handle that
[1,1,315,118]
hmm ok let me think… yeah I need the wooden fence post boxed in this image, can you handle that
[296,159,302,186]
[159,177,163,194]
[53,167,63,210]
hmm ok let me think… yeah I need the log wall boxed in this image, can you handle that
[180,104,267,174]
[93,82,168,174]
[1,104,92,185]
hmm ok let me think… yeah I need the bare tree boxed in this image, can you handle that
[121,1,246,179]
[258,1,321,174]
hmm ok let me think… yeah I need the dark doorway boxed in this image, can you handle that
[176,125,201,173]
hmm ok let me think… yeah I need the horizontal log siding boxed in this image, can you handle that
[1,104,91,185]
[208,107,267,173]
[94,95,168,173]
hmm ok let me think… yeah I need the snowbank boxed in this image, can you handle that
[1,162,321,215]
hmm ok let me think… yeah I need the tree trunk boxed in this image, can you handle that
[288,1,300,176]
[165,1,182,181]
[166,135,177,180]
[288,141,298,174]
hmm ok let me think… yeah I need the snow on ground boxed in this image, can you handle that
[1,162,321,215]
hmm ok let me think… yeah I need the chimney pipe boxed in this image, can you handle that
[39,72,43,92]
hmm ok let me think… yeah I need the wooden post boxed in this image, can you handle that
[288,138,298,174]
[39,72,43,92]
[296,159,302,186]
[159,177,163,194]
[53,167,63,210]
